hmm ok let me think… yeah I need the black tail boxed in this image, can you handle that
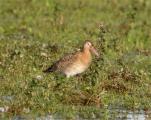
[43,66,55,73]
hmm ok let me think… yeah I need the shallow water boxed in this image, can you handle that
[1,107,150,120]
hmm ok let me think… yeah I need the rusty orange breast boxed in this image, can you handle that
[80,48,92,66]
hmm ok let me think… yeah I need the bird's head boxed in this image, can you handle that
[84,41,99,58]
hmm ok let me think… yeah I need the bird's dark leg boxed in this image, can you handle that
[75,74,81,78]
[75,74,83,84]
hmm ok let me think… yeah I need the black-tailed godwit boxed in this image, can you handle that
[43,41,99,78]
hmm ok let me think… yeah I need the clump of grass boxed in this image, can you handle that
[61,90,102,107]
[101,77,129,93]
[108,65,140,84]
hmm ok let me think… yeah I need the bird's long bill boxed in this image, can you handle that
[91,46,99,57]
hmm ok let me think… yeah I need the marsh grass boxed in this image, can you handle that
[0,0,151,119]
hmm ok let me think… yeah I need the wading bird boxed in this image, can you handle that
[43,41,99,78]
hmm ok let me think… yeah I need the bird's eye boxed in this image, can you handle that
[88,42,91,46]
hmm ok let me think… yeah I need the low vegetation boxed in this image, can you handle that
[0,0,151,119]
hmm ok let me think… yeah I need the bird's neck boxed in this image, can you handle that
[83,47,90,55]
[81,48,92,64]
